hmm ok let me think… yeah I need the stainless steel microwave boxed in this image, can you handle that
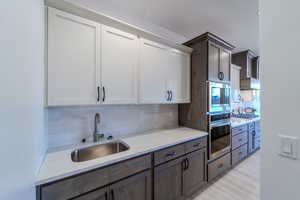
[208,81,231,114]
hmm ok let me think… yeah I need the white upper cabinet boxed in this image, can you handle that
[167,49,191,103]
[139,39,191,104]
[47,8,191,106]
[139,39,170,104]
[47,8,100,106]
[101,25,139,104]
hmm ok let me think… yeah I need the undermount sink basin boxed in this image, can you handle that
[71,141,129,162]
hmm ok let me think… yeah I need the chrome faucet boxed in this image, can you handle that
[93,113,104,142]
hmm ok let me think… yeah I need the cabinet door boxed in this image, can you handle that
[168,49,191,103]
[183,149,207,197]
[139,39,169,103]
[47,8,100,106]
[73,187,108,200]
[154,157,184,200]
[110,170,152,200]
[208,42,220,82]
[101,25,139,104]
[220,47,231,82]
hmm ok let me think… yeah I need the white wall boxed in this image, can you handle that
[260,0,300,199]
[0,0,45,200]
[70,0,188,43]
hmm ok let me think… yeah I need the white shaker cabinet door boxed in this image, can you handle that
[167,49,191,103]
[101,25,139,104]
[139,39,169,104]
[47,8,101,106]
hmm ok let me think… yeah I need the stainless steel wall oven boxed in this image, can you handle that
[208,113,231,160]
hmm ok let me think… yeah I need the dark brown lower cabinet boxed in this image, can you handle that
[154,148,207,200]
[207,153,231,181]
[183,149,207,196]
[73,170,151,200]
[110,170,152,200]
[154,157,184,200]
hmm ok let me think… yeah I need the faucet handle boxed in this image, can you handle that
[107,135,114,140]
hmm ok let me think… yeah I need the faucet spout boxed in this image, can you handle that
[93,113,104,142]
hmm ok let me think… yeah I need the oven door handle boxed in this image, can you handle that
[210,122,231,128]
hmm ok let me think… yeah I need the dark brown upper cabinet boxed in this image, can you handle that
[184,32,235,83]
[232,50,260,90]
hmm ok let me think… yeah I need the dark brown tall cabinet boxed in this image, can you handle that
[208,41,232,82]
[232,50,260,90]
[179,32,235,131]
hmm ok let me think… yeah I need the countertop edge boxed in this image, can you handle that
[35,131,207,186]
[231,118,261,128]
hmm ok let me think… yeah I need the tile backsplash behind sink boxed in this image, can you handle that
[47,104,179,149]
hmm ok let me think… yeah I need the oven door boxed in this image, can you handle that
[209,123,231,160]
[208,82,230,114]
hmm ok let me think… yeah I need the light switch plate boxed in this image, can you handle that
[278,134,299,159]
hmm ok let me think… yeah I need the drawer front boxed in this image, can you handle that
[41,167,109,200]
[154,144,185,166]
[232,144,248,166]
[208,153,231,181]
[184,137,207,154]
[109,154,151,183]
[249,122,255,130]
[232,132,248,150]
[232,125,247,136]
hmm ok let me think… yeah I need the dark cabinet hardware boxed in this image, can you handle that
[238,138,243,142]
[170,90,173,101]
[193,143,201,147]
[218,71,224,80]
[217,163,223,169]
[97,86,100,102]
[166,151,176,157]
[111,190,115,200]
[186,158,190,169]
[102,86,106,102]
[167,90,171,101]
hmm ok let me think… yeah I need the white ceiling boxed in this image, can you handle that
[70,0,259,54]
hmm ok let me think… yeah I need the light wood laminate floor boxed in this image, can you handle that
[189,151,260,200]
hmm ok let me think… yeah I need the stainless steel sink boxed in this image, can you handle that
[71,141,129,162]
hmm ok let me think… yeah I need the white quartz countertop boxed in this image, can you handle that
[231,117,260,128]
[36,127,208,185]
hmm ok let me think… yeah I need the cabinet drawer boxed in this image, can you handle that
[154,144,185,166]
[232,125,247,136]
[109,154,151,183]
[41,167,109,200]
[249,122,255,130]
[232,144,248,166]
[208,153,231,181]
[232,131,248,150]
[184,137,207,154]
